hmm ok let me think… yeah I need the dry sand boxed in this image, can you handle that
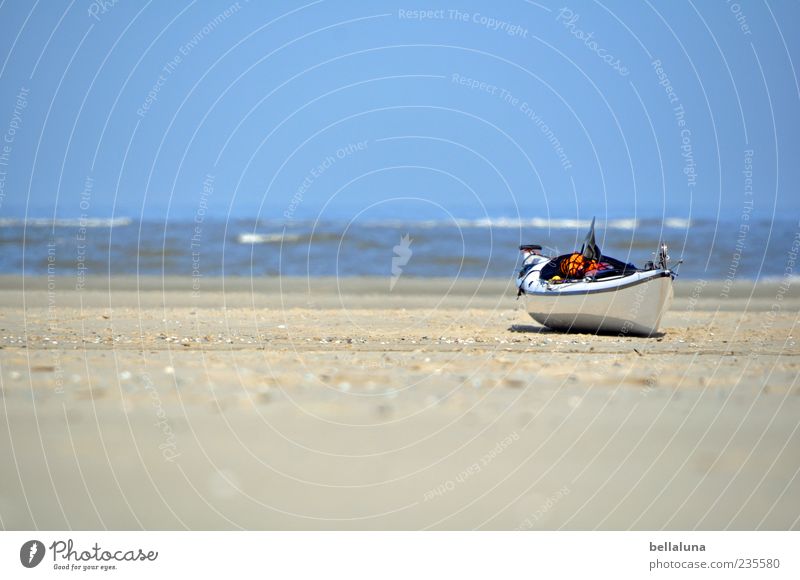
[0,275,798,530]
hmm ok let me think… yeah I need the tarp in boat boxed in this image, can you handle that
[538,218,638,281]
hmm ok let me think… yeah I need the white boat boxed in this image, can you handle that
[516,219,676,336]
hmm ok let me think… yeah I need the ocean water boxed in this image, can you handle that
[1,216,797,282]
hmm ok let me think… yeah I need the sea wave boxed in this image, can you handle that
[236,232,301,244]
[663,217,692,228]
[359,217,694,230]
[254,216,696,230]
[0,217,132,227]
[754,274,800,284]
[364,217,640,230]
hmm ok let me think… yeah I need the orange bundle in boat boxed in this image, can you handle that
[560,253,598,278]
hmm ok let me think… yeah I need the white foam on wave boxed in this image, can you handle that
[755,274,800,284]
[236,232,301,244]
[664,217,692,228]
[362,217,700,230]
[365,217,641,229]
[0,217,132,227]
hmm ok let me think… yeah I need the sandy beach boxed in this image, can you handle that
[0,275,797,530]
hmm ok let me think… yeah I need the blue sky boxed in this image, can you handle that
[0,0,797,224]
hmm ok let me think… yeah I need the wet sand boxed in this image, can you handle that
[0,275,798,530]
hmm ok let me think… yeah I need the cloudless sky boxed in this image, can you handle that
[0,0,797,225]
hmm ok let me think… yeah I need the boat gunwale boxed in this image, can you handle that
[524,269,673,297]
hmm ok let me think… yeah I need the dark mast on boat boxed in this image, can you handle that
[580,217,601,262]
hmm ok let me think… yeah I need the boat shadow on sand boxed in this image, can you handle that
[508,324,666,339]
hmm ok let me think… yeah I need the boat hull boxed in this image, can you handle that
[523,270,674,336]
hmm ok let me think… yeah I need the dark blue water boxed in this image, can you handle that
[1,216,798,281]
